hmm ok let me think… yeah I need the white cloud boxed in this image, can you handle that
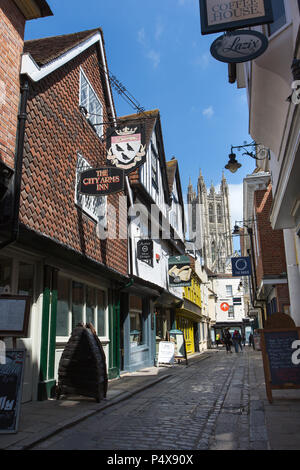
[147,49,160,68]
[137,28,146,45]
[155,18,164,41]
[202,106,214,119]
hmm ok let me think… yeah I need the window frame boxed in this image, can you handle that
[79,67,104,138]
[151,142,159,191]
[267,0,287,37]
[56,274,109,343]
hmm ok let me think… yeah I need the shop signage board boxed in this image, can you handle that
[220,302,230,312]
[0,295,31,337]
[210,30,268,63]
[231,256,252,276]
[168,256,192,287]
[157,341,175,366]
[259,313,300,403]
[199,0,273,35]
[106,122,146,174]
[0,350,26,433]
[137,239,153,266]
[79,167,124,196]
[168,329,188,365]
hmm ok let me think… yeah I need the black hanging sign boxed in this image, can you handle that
[106,122,146,174]
[199,0,273,35]
[79,167,124,196]
[0,349,26,434]
[137,239,153,266]
[210,30,268,63]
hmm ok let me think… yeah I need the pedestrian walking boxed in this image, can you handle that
[249,332,255,350]
[232,330,241,353]
[242,333,246,347]
[223,329,232,353]
[215,333,221,348]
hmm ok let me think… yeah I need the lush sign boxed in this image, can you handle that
[199,0,273,35]
[210,29,268,63]
[79,167,124,196]
[231,256,252,276]
[137,239,153,266]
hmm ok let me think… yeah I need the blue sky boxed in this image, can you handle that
[25,0,256,229]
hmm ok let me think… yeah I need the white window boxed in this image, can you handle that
[226,285,233,297]
[228,306,234,318]
[80,68,103,138]
[56,274,108,338]
[75,153,107,225]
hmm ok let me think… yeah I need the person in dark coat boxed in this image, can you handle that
[223,329,232,353]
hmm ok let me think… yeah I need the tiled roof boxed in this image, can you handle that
[118,109,159,149]
[23,28,103,66]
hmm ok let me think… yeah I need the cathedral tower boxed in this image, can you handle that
[187,172,233,273]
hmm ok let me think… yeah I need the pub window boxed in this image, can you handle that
[79,68,103,138]
[56,274,107,338]
[268,0,286,36]
[75,153,107,225]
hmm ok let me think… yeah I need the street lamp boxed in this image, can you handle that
[225,141,270,173]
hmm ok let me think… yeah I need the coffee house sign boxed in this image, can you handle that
[199,0,273,35]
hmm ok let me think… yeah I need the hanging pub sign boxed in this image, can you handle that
[137,239,153,266]
[106,122,146,174]
[199,0,273,35]
[79,167,124,196]
[168,255,192,287]
[231,256,252,277]
[210,30,268,63]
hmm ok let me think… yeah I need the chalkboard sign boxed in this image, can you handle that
[168,329,188,365]
[259,313,300,403]
[0,349,26,433]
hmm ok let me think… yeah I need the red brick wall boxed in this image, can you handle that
[0,0,25,168]
[254,184,287,285]
[20,45,128,275]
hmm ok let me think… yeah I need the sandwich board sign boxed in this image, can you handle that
[157,341,175,367]
[0,349,26,433]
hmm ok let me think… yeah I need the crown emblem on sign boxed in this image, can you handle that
[115,126,137,136]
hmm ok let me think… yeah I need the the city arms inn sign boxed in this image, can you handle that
[199,0,273,35]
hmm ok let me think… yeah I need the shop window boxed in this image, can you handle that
[129,295,144,346]
[0,257,11,294]
[56,277,69,336]
[57,276,107,337]
[268,0,286,36]
[18,262,34,297]
[97,289,106,336]
[72,281,84,331]
[75,153,107,225]
[80,68,103,138]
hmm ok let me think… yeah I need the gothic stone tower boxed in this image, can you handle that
[187,171,233,273]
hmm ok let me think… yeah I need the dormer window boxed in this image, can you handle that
[80,68,103,138]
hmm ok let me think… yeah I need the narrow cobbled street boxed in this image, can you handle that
[32,349,271,451]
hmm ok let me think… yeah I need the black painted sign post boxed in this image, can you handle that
[259,313,300,403]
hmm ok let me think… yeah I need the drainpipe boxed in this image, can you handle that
[0,79,29,250]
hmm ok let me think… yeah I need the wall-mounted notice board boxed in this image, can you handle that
[0,296,31,337]
[259,313,300,403]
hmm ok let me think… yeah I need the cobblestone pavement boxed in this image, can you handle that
[32,348,270,450]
